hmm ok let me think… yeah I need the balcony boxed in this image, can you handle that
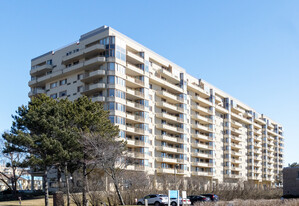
[191,142,212,150]
[191,105,213,115]
[62,44,106,63]
[125,126,148,135]
[230,174,241,179]
[191,114,213,124]
[126,100,145,111]
[126,63,145,75]
[156,124,184,133]
[91,96,105,102]
[231,112,251,124]
[62,50,84,63]
[215,105,228,114]
[231,128,242,135]
[192,133,212,141]
[191,162,213,167]
[156,135,180,143]
[231,158,242,164]
[156,146,186,154]
[158,68,180,82]
[83,56,106,70]
[268,124,274,130]
[133,165,149,171]
[82,83,106,95]
[85,43,106,53]
[30,64,52,76]
[191,96,213,107]
[126,75,144,87]
[126,88,144,98]
[187,83,210,98]
[230,142,242,149]
[191,152,213,158]
[253,129,262,135]
[253,143,262,148]
[267,129,277,136]
[231,135,242,142]
[126,113,145,123]
[149,73,183,93]
[191,171,213,177]
[81,69,106,82]
[156,113,184,123]
[231,166,242,171]
[191,124,212,133]
[157,168,186,175]
[28,88,45,97]
[134,152,151,159]
[231,120,242,128]
[254,118,266,125]
[231,151,242,156]
[156,102,184,113]
[156,157,178,164]
[231,106,243,114]
[127,51,144,64]
[156,90,184,103]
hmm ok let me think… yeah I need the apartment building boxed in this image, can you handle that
[28,26,284,186]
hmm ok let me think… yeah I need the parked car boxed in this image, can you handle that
[137,194,168,206]
[200,194,219,201]
[187,195,211,204]
[170,197,191,206]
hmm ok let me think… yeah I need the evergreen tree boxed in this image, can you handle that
[2,95,67,206]
[2,94,119,206]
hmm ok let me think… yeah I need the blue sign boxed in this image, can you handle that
[169,190,179,199]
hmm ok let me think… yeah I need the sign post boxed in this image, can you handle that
[168,190,179,206]
[182,191,186,206]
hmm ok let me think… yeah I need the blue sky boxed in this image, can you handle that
[0,1,298,165]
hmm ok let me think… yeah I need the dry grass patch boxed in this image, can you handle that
[195,198,299,206]
[0,197,79,206]
[0,198,53,206]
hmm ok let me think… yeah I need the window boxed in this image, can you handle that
[77,74,84,80]
[50,93,57,99]
[107,63,115,70]
[59,91,67,97]
[46,59,52,65]
[77,86,83,93]
[60,79,67,86]
[50,82,57,89]
[108,76,115,84]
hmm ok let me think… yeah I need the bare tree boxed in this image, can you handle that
[83,132,134,205]
[0,138,26,197]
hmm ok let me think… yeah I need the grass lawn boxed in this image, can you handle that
[0,197,53,206]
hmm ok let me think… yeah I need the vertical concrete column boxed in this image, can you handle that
[31,175,34,191]
[210,89,216,176]
[248,115,254,180]
[224,98,231,176]
[262,118,268,181]
[179,72,189,175]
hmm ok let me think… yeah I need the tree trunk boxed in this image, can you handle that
[114,182,125,205]
[57,166,62,191]
[82,161,87,206]
[12,167,17,199]
[44,167,49,206]
[64,164,70,206]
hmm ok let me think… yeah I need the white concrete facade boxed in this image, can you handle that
[29,26,284,186]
